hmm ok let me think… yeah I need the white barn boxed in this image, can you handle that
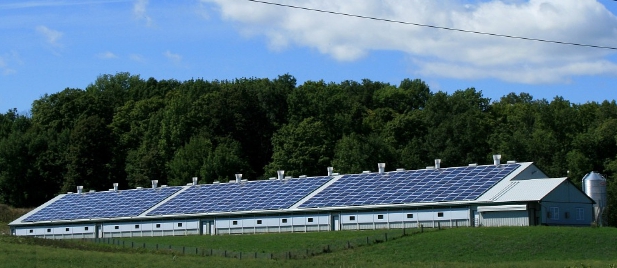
[9,157,594,239]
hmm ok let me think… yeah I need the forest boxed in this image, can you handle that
[1,72,616,224]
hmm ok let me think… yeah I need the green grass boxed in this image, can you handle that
[2,226,617,267]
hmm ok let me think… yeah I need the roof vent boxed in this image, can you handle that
[332,173,340,176]
[235,174,242,183]
[151,180,158,189]
[469,163,478,167]
[161,185,167,188]
[285,176,292,180]
[493,154,501,166]
[136,187,143,189]
[362,171,371,174]
[89,190,95,193]
[213,181,220,184]
[269,177,276,180]
[327,166,334,176]
[299,175,307,178]
[277,170,285,180]
[396,168,405,171]
[76,186,83,194]
[426,166,435,169]
[192,177,198,186]
[113,183,118,192]
[507,160,517,164]
[67,192,73,194]
[378,163,386,174]
[435,159,441,169]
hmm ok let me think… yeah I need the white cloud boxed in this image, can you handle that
[97,51,118,59]
[0,51,22,75]
[203,0,617,84]
[36,25,63,47]
[130,54,145,62]
[134,0,152,26]
[163,50,182,65]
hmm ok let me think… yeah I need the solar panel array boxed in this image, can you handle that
[299,164,520,208]
[147,176,332,216]
[23,187,181,222]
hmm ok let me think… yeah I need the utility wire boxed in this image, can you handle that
[247,0,617,50]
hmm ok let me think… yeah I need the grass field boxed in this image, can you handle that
[2,226,617,267]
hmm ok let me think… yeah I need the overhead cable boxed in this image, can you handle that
[247,0,617,50]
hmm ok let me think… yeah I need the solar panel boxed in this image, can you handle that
[23,187,181,222]
[147,176,332,216]
[299,164,520,208]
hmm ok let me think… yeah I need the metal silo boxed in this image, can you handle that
[582,171,607,226]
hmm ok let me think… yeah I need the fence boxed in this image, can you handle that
[84,225,434,260]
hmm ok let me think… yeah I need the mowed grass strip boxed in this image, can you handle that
[118,228,415,253]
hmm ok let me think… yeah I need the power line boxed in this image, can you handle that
[247,0,617,50]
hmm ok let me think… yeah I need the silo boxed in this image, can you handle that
[582,172,607,226]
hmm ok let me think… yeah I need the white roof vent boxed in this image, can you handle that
[235,174,242,183]
[426,166,435,170]
[192,177,198,186]
[213,181,220,184]
[469,163,478,167]
[396,168,405,171]
[362,171,371,174]
[299,175,307,178]
[161,185,167,188]
[269,177,276,180]
[284,176,292,180]
[113,183,118,192]
[332,173,340,176]
[493,154,501,166]
[89,190,96,193]
[507,160,517,164]
[378,163,386,174]
[136,187,143,189]
[76,186,83,194]
[151,180,158,189]
[327,166,334,176]
[277,170,285,180]
[435,159,441,169]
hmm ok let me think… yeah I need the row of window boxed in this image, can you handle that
[347,212,443,221]
[31,226,90,233]
[547,207,585,221]
[231,218,312,226]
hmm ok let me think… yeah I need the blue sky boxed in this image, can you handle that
[1,0,616,113]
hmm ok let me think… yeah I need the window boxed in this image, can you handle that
[65,228,70,232]
[156,224,161,228]
[406,214,414,219]
[29,230,33,233]
[307,217,314,223]
[549,207,559,220]
[256,220,262,225]
[135,225,139,229]
[232,221,238,225]
[377,215,384,220]
[576,208,584,221]
[281,219,288,223]
[564,212,570,219]
[47,228,51,233]
[437,212,444,217]
[114,226,119,230]
[349,216,356,221]
[177,223,183,227]
[84,227,89,231]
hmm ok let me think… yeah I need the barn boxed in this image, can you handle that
[9,156,594,239]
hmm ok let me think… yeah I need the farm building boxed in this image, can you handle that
[9,156,595,239]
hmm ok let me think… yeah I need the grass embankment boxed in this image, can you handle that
[0,204,31,235]
[2,226,617,267]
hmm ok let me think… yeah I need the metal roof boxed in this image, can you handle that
[477,177,567,202]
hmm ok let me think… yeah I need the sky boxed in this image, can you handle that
[1,0,617,114]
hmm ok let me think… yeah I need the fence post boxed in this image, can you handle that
[420,224,423,233]
[143,242,145,249]
[183,246,185,254]
[224,250,227,258]
[156,244,158,250]
[438,222,441,230]
[131,241,134,248]
[210,249,213,256]
[255,252,257,259]
[239,252,242,260]
[196,248,198,255]
[367,236,369,245]
[385,233,388,242]
[347,241,350,249]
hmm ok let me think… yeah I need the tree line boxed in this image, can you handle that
[1,72,616,224]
